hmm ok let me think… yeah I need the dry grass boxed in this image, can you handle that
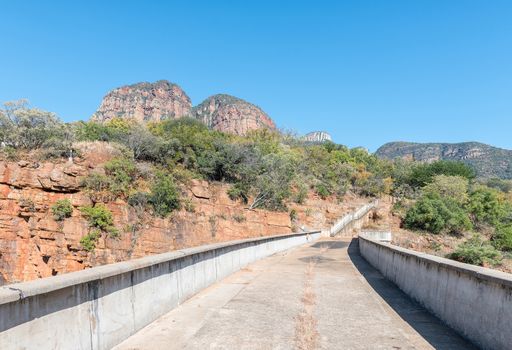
[294,260,319,350]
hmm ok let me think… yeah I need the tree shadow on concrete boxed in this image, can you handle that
[347,238,479,350]
[310,241,348,249]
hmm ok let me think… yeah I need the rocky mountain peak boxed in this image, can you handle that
[192,94,276,135]
[303,131,332,143]
[92,80,192,123]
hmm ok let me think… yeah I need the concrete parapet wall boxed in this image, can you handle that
[359,234,512,350]
[329,200,378,237]
[0,232,320,350]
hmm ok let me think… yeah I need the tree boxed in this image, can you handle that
[466,186,508,227]
[404,193,472,234]
[0,99,71,150]
[249,153,295,210]
[423,175,469,205]
[407,161,476,188]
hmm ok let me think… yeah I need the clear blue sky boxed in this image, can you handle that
[1,1,511,151]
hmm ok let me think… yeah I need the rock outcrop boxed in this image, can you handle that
[303,131,332,143]
[192,94,276,135]
[376,141,512,179]
[0,147,366,285]
[92,80,192,123]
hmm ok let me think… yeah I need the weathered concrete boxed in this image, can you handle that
[329,200,378,237]
[0,232,320,350]
[360,233,512,350]
[115,238,474,349]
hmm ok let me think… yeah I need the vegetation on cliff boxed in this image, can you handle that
[0,101,392,252]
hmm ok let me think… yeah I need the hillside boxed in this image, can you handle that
[376,141,512,179]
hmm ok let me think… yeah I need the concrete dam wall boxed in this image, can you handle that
[359,233,512,350]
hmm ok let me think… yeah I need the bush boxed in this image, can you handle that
[232,213,246,223]
[407,161,475,188]
[128,192,149,212]
[51,199,73,221]
[104,157,138,196]
[80,229,101,252]
[492,225,512,251]
[404,194,472,234]
[289,209,298,221]
[316,184,330,199]
[149,174,181,217]
[448,235,502,266]
[466,186,507,227]
[80,204,115,231]
[423,175,469,204]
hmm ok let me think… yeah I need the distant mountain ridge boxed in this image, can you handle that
[376,141,512,179]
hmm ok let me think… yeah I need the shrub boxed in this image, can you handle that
[448,235,502,266]
[492,225,512,251]
[316,184,330,199]
[149,174,181,217]
[232,213,246,223]
[466,186,507,227]
[80,229,101,252]
[404,194,472,234]
[182,198,196,213]
[51,199,73,221]
[104,157,138,196]
[423,175,469,205]
[81,172,112,192]
[293,183,308,204]
[80,204,115,231]
[128,192,149,211]
[407,161,475,188]
[227,183,250,204]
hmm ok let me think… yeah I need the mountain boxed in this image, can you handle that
[303,131,332,143]
[192,94,276,136]
[92,80,192,122]
[92,81,277,136]
[376,141,512,179]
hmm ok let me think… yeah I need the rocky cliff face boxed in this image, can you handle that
[92,80,192,123]
[0,145,365,285]
[192,94,276,135]
[93,82,277,136]
[376,141,512,179]
[303,131,332,143]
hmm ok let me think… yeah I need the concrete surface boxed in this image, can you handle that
[360,234,512,350]
[0,231,321,350]
[115,238,475,350]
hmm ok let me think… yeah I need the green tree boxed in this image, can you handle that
[423,175,469,205]
[404,194,472,234]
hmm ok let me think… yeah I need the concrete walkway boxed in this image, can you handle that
[114,238,476,350]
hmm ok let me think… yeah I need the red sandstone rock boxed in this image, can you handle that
[193,94,276,136]
[92,80,192,123]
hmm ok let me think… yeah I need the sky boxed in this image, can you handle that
[1,0,511,151]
